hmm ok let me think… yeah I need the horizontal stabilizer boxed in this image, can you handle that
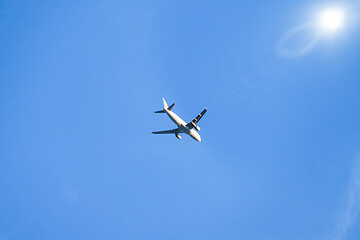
[154,102,175,113]
[168,103,175,111]
[154,110,165,113]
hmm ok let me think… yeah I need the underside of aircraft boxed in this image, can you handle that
[152,98,207,142]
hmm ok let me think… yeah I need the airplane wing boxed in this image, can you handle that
[151,128,182,134]
[186,108,207,128]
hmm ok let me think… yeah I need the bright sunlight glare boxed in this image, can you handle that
[319,8,345,32]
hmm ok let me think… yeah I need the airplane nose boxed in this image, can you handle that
[190,130,201,142]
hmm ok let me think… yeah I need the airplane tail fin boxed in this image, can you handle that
[154,98,175,113]
[162,98,168,108]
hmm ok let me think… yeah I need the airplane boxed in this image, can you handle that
[152,98,207,142]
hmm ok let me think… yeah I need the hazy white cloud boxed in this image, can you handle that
[334,153,360,240]
[276,23,322,58]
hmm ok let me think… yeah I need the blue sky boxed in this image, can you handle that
[1,0,360,239]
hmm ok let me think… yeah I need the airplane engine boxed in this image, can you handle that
[190,122,200,131]
[175,133,182,139]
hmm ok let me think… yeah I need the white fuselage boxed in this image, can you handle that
[164,107,201,142]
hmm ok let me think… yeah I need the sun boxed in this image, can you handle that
[319,8,345,32]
